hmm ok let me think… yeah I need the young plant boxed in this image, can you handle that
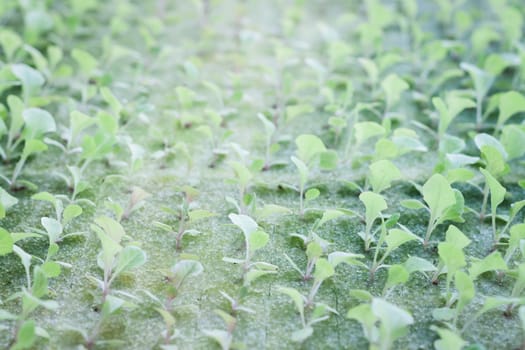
[154,186,215,251]
[88,216,147,303]
[359,191,387,251]
[3,107,56,189]
[402,173,464,246]
[292,134,338,215]
[223,214,277,285]
[145,259,203,347]
[369,227,420,281]
[278,282,338,343]
[479,168,506,244]
[347,297,414,350]
[460,62,494,129]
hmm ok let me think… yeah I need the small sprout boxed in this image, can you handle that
[479,168,506,243]
[414,174,464,246]
[347,298,413,350]
[359,191,387,251]
[380,73,409,113]
[223,214,277,285]
[122,186,151,220]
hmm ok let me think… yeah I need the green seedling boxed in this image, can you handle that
[369,227,420,281]
[278,283,338,343]
[0,266,58,350]
[347,297,413,350]
[56,166,92,204]
[495,91,525,133]
[367,159,402,193]
[380,73,409,115]
[460,62,494,129]
[402,173,464,246]
[144,259,203,347]
[256,113,278,170]
[504,223,525,264]
[475,133,509,220]
[227,158,263,214]
[223,214,277,285]
[359,191,387,251]
[432,94,475,142]
[432,225,470,302]
[122,186,150,220]
[203,309,238,350]
[154,186,215,251]
[289,209,346,249]
[88,216,147,303]
[479,168,506,244]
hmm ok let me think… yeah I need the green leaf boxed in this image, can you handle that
[385,228,419,253]
[291,326,313,342]
[113,246,147,277]
[469,251,507,280]
[319,150,338,170]
[229,213,258,235]
[480,168,506,222]
[313,258,335,283]
[203,329,232,350]
[438,242,466,277]
[286,104,314,122]
[422,174,456,221]
[94,216,125,242]
[69,110,95,143]
[72,48,97,76]
[368,160,402,193]
[400,199,426,210]
[175,86,196,109]
[12,320,36,350]
[11,63,45,89]
[169,260,203,289]
[304,188,320,202]
[41,261,61,278]
[248,230,269,253]
[501,125,525,160]
[455,270,475,314]
[445,225,471,249]
[278,286,305,321]
[433,95,475,137]
[354,122,385,145]
[295,134,327,164]
[403,256,437,274]
[497,91,525,128]
[371,298,414,348]
[318,209,345,227]
[22,108,56,140]
[0,228,14,255]
[291,156,309,188]
[384,264,409,291]
[62,204,82,226]
[460,62,494,101]
[359,191,387,229]
[230,161,252,188]
[188,209,216,222]
[41,217,62,243]
[31,266,48,298]
[431,326,467,350]
[0,187,18,219]
[328,251,366,268]
[381,74,409,109]
[21,139,47,159]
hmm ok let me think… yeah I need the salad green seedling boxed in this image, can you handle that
[278,284,338,343]
[479,168,506,244]
[154,186,215,251]
[88,216,147,303]
[460,62,494,129]
[223,214,277,285]
[359,191,387,251]
[402,174,464,246]
[347,297,413,350]
[369,227,420,281]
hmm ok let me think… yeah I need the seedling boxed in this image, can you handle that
[402,173,464,246]
[88,216,147,303]
[154,186,215,251]
[347,297,414,350]
[223,214,277,285]
[359,191,387,251]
